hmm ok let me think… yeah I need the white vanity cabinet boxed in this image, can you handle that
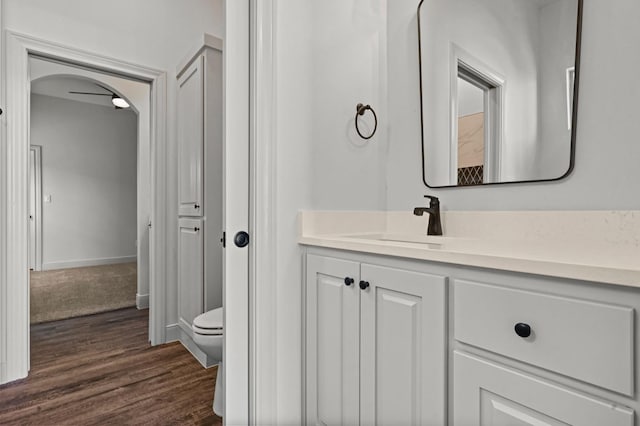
[453,351,634,425]
[303,247,638,426]
[305,254,447,426]
[451,278,636,426]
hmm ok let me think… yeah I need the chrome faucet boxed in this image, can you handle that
[413,195,443,236]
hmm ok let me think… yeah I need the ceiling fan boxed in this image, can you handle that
[69,83,130,109]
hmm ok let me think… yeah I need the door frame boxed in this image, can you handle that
[28,145,43,272]
[0,31,168,383]
[249,0,278,423]
[224,0,251,422]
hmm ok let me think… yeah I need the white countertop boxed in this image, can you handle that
[298,211,640,288]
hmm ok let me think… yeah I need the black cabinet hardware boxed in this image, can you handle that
[514,323,532,338]
[344,277,354,286]
[359,280,370,290]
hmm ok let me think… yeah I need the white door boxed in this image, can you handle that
[28,149,36,270]
[177,56,204,217]
[28,146,42,272]
[453,351,634,426]
[178,218,204,336]
[223,0,250,422]
[359,264,447,426]
[305,255,360,426]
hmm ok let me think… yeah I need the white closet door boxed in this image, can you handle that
[360,264,447,426]
[306,254,361,426]
[177,218,204,335]
[177,56,204,217]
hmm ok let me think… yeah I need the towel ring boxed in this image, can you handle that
[355,103,377,140]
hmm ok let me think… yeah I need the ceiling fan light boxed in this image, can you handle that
[111,95,130,109]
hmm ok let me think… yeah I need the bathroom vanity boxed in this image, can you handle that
[300,211,640,425]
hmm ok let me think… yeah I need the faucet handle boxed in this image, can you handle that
[424,195,439,206]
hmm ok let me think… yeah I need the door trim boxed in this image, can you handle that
[0,31,168,383]
[224,0,251,422]
[249,0,278,423]
[29,145,43,272]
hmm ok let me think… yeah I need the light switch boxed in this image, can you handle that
[44,195,52,203]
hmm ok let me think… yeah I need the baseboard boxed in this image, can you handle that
[136,293,149,309]
[177,322,217,369]
[166,323,180,343]
[42,256,137,271]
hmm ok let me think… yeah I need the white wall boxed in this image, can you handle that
[31,94,137,269]
[3,0,223,326]
[306,0,388,210]
[458,79,484,117]
[273,0,388,422]
[386,0,640,211]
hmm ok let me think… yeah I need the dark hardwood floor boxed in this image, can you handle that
[0,308,223,425]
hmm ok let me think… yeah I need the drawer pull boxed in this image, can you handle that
[514,323,532,338]
[359,280,370,290]
[344,277,354,286]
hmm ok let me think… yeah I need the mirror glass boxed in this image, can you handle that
[418,0,582,187]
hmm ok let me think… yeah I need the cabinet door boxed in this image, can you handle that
[306,255,360,426]
[360,264,447,426]
[177,56,204,217]
[453,351,634,426]
[178,218,204,335]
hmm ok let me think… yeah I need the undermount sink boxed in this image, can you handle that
[344,233,460,246]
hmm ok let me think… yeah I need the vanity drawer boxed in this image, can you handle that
[454,279,634,395]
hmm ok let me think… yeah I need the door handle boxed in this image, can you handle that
[234,231,250,248]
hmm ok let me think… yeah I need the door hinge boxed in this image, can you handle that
[221,231,226,248]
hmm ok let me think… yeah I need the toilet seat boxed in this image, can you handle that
[193,307,223,336]
[193,325,223,336]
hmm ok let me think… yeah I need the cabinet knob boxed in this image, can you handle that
[514,322,532,338]
[194,227,200,232]
[194,204,200,209]
[359,280,370,290]
[344,277,354,286]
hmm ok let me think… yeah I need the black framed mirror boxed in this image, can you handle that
[417,0,583,187]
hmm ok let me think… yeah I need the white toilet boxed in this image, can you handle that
[192,307,224,417]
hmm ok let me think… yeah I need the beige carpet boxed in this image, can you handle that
[30,262,137,324]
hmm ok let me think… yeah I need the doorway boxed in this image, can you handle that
[1,32,168,383]
[28,62,148,324]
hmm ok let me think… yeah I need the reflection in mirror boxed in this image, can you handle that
[418,0,582,187]
[457,77,486,185]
